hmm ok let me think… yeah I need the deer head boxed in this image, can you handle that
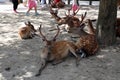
[18,21,37,39]
[39,24,60,47]
[35,24,80,76]
[65,12,87,36]
[25,21,37,32]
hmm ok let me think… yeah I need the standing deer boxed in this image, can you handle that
[35,24,80,76]
[18,21,37,39]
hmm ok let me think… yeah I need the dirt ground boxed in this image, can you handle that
[0,1,120,80]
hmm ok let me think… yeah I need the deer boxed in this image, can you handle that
[35,24,81,76]
[62,12,99,56]
[49,8,99,56]
[18,21,37,39]
[49,7,80,25]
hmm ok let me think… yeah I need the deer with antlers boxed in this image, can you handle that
[49,8,99,56]
[18,21,37,39]
[35,24,81,76]
[49,7,80,25]
[64,12,99,56]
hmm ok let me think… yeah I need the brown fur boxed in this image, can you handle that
[18,21,37,39]
[49,10,99,55]
[76,35,99,56]
[35,25,80,76]
[67,17,99,56]
[49,7,70,25]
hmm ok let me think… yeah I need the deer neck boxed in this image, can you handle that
[68,27,88,37]
[76,28,88,37]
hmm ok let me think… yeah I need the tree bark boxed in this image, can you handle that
[96,0,117,46]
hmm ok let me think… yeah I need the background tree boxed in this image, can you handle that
[96,0,117,46]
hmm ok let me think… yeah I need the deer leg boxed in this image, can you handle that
[68,46,80,66]
[76,49,87,58]
[35,60,47,77]
[52,59,64,65]
[22,36,32,39]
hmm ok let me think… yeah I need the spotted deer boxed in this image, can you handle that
[35,24,80,76]
[65,12,99,56]
[49,9,99,56]
[18,21,37,39]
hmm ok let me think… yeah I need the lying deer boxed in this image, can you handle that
[35,24,80,76]
[49,9,99,56]
[18,21,37,39]
[49,8,80,25]
[65,12,99,56]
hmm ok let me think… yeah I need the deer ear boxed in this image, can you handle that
[79,23,85,29]
[24,22,27,25]
[28,21,31,24]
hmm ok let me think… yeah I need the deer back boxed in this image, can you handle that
[75,34,99,55]
[39,24,78,60]
[49,40,78,59]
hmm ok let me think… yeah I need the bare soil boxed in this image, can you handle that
[0,2,120,80]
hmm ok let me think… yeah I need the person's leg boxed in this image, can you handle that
[12,0,19,13]
[34,6,39,16]
[26,8,31,16]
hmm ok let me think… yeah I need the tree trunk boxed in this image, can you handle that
[96,0,117,46]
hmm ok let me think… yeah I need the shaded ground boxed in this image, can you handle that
[0,1,120,80]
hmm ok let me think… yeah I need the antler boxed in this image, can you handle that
[39,24,48,41]
[80,12,87,24]
[73,7,80,16]
[64,8,71,17]
[53,25,60,41]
